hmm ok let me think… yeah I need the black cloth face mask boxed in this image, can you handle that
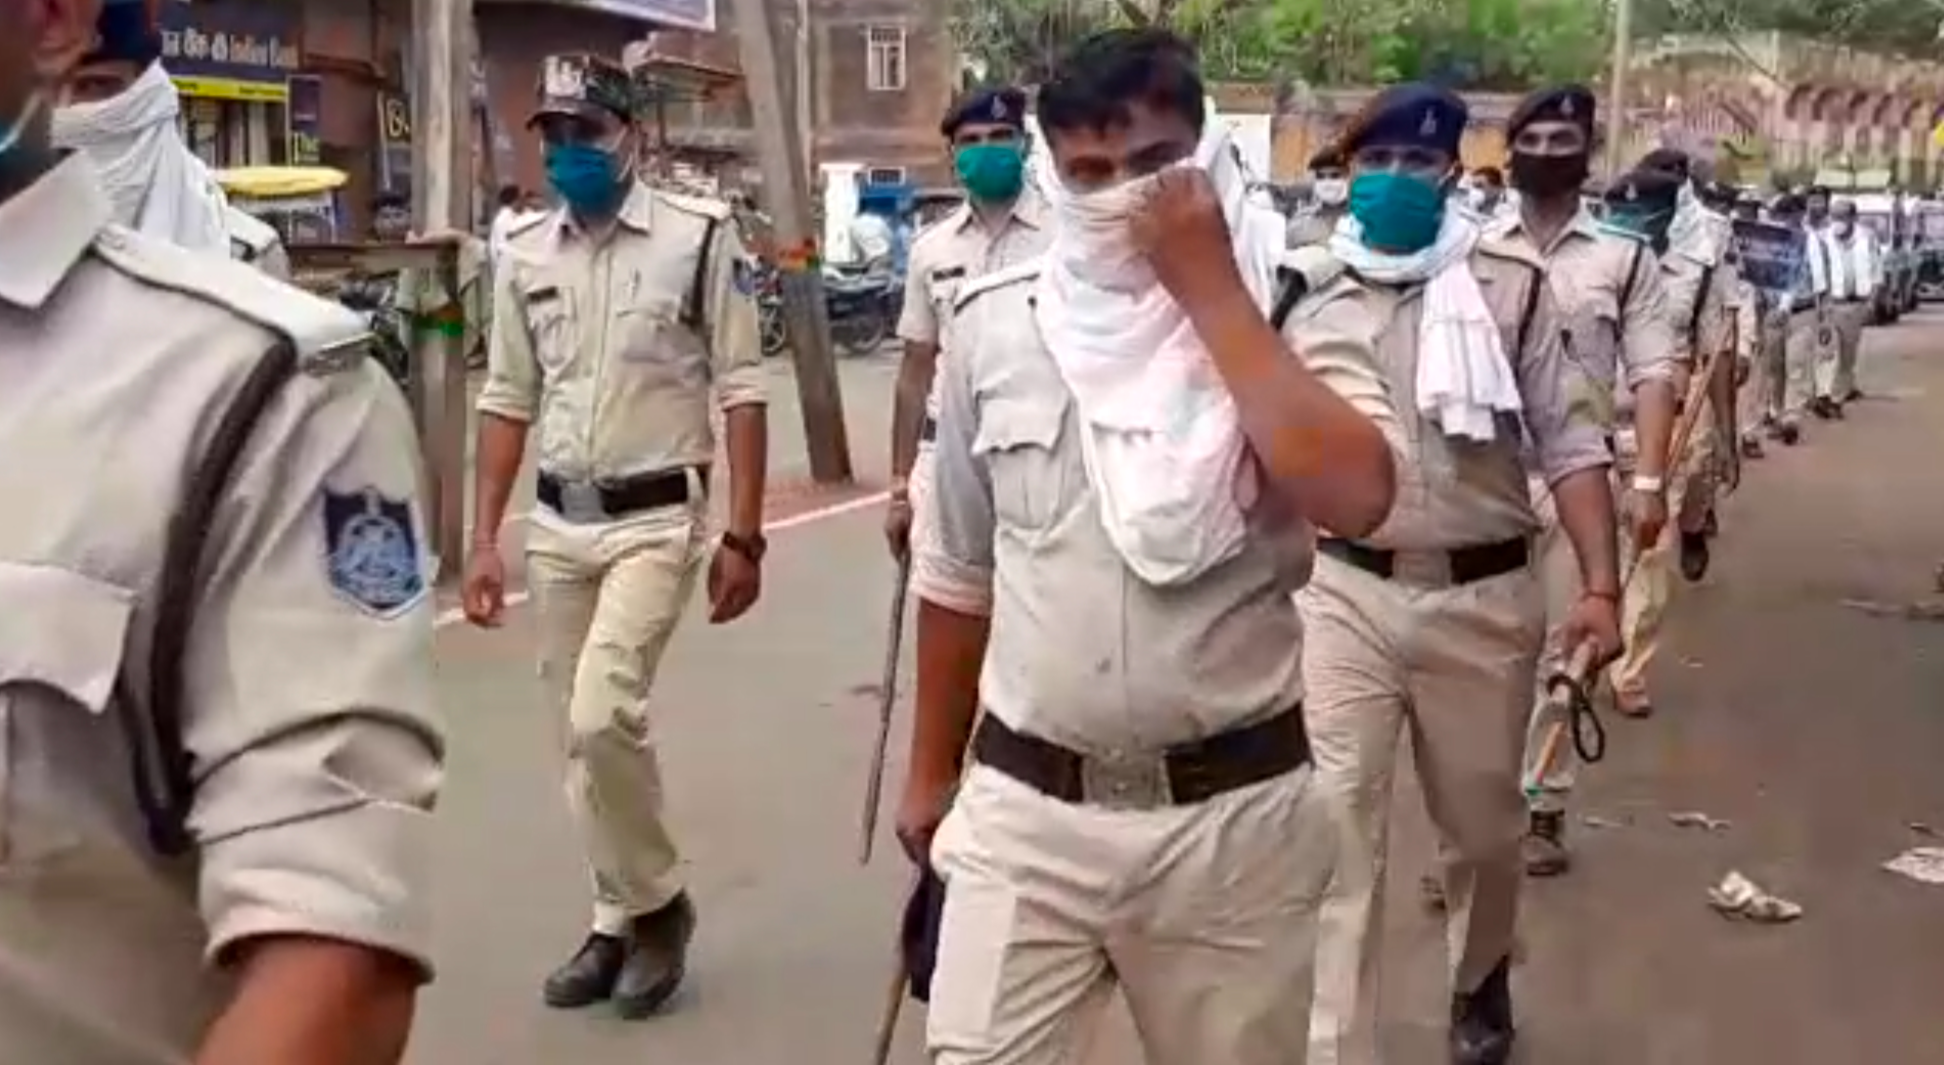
[1509,151,1590,199]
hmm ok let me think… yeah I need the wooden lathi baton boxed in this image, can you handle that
[859,554,913,866]
[1530,339,1726,784]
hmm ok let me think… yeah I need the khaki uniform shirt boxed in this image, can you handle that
[911,263,1400,754]
[478,180,764,481]
[1664,251,1737,368]
[1286,207,1342,248]
[0,157,442,1064]
[1489,209,1677,424]
[1308,240,1611,552]
[897,189,1052,423]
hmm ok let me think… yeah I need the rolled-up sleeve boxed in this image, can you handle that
[476,253,540,422]
[911,306,995,616]
[188,355,443,978]
[1619,246,1678,387]
[707,221,766,411]
[1517,272,1613,486]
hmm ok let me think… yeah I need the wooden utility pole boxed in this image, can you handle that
[409,0,474,575]
[728,0,854,484]
[1604,0,1636,180]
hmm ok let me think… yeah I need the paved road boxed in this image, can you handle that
[411,319,1944,1064]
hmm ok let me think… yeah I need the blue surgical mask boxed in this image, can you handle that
[544,142,627,218]
[1349,171,1447,253]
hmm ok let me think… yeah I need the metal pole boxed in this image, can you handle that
[409,0,474,576]
[728,0,853,483]
[1604,0,1636,180]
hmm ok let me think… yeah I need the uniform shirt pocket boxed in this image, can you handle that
[618,294,708,390]
[0,562,136,861]
[972,391,1071,534]
[522,287,575,373]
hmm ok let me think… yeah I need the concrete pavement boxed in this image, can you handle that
[412,319,1944,1064]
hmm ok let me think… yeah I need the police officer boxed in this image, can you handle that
[1490,86,1679,877]
[1600,163,1737,720]
[898,28,1398,1065]
[50,0,290,277]
[0,0,442,1060]
[463,53,767,1019]
[1765,192,1823,444]
[1295,84,1622,1065]
[1288,145,1350,246]
[885,84,1049,562]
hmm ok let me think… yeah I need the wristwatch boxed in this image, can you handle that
[1630,474,1665,494]
[721,530,768,565]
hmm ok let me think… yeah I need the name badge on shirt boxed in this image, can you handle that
[930,266,967,282]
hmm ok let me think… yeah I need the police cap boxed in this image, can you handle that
[1603,167,1683,215]
[1308,145,1347,173]
[1507,84,1596,138]
[529,53,635,128]
[1637,147,1692,182]
[85,0,162,67]
[1340,83,1467,160]
[941,86,1029,139]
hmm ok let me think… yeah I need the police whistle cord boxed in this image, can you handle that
[859,554,913,866]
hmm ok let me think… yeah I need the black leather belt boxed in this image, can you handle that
[537,465,706,522]
[971,707,1310,809]
[919,416,937,443]
[1319,536,1528,586]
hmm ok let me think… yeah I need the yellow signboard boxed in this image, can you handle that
[171,76,289,104]
[1933,122,1944,149]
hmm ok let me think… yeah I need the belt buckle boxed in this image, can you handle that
[555,481,608,524]
[1079,751,1172,810]
[1390,550,1452,588]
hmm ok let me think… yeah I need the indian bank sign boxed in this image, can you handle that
[159,3,302,103]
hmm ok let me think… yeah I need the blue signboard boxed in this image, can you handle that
[1734,219,1805,295]
[159,2,302,102]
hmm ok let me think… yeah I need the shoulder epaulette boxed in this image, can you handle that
[91,226,370,377]
[1475,235,1546,271]
[952,258,1043,315]
[653,188,733,222]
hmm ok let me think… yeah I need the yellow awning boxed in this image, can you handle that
[213,167,349,198]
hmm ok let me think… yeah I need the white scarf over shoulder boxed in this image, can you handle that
[51,62,232,254]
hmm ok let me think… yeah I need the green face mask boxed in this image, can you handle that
[955,142,1025,203]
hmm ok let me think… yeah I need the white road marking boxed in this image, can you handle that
[435,489,891,629]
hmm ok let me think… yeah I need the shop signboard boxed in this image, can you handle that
[477,0,717,33]
[159,2,302,103]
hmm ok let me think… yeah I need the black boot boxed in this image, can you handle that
[1451,956,1516,1065]
[542,933,628,1008]
[1522,809,1571,877]
[614,892,698,1020]
[1679,530,1711,582]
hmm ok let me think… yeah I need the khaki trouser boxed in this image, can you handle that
[926,762,1333,1065]
[1521,474,1608,807]
[1778,309,1828,426]
[1301,556,1544,1065]
[527,493,709,935]
[1819,300,1870,399]
[1606,420,1705,705]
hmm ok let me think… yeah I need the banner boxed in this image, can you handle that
[1733,219,1804,295]
[286,76,323,166]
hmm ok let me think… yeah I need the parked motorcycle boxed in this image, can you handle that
[823,259,899,357]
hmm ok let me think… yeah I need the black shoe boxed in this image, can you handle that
[1451,957,1516,1065]
[1810,397,1836,420]
[1778,422,1801,446]
[614,893,698,1020]
[543,933,629,1009]
[1842,387,1864,403]
[1522,809,1571,877]
[1680,531,1710,582]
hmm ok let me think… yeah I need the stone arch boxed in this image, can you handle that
[1808,85,1845,123]
[1784,84,1818,123]
[1868,93,1897,128]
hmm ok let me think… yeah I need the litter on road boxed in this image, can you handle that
[1881,847,1944,886]
[1707,872,1804,923]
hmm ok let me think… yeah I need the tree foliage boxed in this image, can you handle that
[1636,0,1944,61]
[948,0,1613,90]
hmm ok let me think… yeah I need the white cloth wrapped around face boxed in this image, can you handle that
[51,61,232,255]
[1330,211,1522,443]
[1032,123,1287,588]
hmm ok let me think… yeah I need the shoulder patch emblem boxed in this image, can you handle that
[323,487,427,618]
